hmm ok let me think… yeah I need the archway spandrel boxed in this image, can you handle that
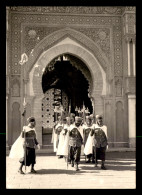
[26,28,110,75]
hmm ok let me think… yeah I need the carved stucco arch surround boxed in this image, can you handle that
[26,27,109,97]
[30,42,106,97]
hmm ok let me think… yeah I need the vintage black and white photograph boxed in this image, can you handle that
[6,6,136,189]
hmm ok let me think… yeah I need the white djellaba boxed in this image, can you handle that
[9,126,37,159]
[9,132,25,159]
[77,125,84,156]
[51,126,59,152]
[52,105,64,153]
[84,124,108,155]
[84,132,94,155]
[61,124,71,156]
[56,124,66,156]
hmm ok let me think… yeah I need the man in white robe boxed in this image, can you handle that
[56,118,66,158]
[83,116,95,163]
[53,116,64,157]
[61,117,71,159]
[91,115,108,169]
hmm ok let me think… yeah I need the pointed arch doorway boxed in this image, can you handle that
[41,54,93,145]
[26,33,107,146]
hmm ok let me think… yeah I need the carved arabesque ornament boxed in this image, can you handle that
[26,28,109,77]
[115,76,123,97]
[10,10,122,79]
[10,6,123,15]
[73,27,110,60]
[24,26,62,56]
[11,76,20,97]
[123,13,136,36]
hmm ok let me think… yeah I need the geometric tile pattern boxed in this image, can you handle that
[10,10,123,77]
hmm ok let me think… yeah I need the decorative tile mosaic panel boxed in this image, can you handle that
[10,10,123,77]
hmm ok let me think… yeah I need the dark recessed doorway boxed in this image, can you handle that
[42,54,93,114]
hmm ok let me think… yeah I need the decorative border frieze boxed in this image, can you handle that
[10,6,123,15]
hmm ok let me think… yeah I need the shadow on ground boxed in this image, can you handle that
[27,168,91,175]
[79,160,136,171]
[78,151,136,171]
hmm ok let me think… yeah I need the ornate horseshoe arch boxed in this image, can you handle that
[24,28,108,144]
[29,43,106,100]
[26,28,109,97]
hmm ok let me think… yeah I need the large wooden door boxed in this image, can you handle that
[42,88,68,146]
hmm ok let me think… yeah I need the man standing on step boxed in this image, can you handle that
[69,116,83,171]
[90,115,108,170]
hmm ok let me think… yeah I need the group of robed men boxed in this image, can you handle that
[9,113,108,174]
[51,113,108,171]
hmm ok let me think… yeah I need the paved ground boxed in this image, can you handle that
[6,151,136,189]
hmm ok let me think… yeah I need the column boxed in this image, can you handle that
[6,7,9,149]
[6,96,9,149]
[133,42,136,76]
[128,94,136,148]
[127,41,131,76]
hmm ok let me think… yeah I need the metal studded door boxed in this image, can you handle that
[42,88,69,130]
[42,88,55,129]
